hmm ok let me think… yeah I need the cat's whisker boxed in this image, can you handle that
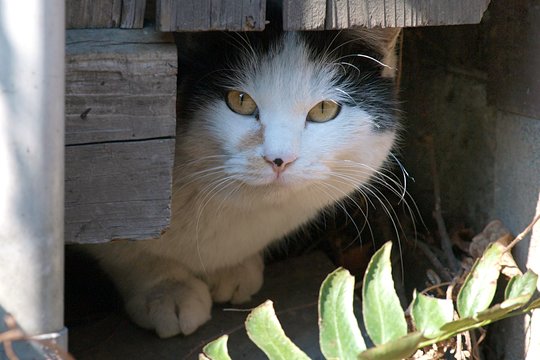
[335,54,393,70]
[175,154,230,168]
[321,29,345,63]
[325,159,410,200]
[194,176,239,274]
[314,181,373,247]
[174,167,230,192]
[361,182,406,277]
[323,36,367,60]
[335,61,361,75]
[329,165,406,200]
[222,32,256,62]
[324,163,413,261]
[215,181,245,216]
[326,159,423,238]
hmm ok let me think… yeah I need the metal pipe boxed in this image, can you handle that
[0,0,66,347]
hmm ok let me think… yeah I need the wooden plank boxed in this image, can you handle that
[65,139,175,244]
[65,26,177,243]
[285,0,491,30]
[487,0,540,119]
[120,0,147,28]
[66,0,122,28]
[283,0,326,30]
[66,27,176,145]
[157,0,266,31]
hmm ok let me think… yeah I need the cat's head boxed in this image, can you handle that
[176,28,401,205]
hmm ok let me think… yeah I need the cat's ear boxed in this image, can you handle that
[352,27,402,79]
[376,27,401,79]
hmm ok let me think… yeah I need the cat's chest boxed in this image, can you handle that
[167,190,325,270]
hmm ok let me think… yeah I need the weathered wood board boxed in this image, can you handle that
[65,27,177,243]
[487,0,540,119]
[121,0,148,28]
[70,0,490,31]
[66,0,148,29]
[65,140,175,243]
[283,0,492,30]
[156,0,267,31]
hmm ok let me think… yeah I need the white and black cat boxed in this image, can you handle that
[86,7,401,338]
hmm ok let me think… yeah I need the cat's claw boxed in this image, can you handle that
[208,254,264,304]
[125,277,212,338]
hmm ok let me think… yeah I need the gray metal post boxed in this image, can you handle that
[0,0,67,349]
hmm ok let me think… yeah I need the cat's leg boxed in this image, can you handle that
[206,253,264,304]
[94,249,212,338]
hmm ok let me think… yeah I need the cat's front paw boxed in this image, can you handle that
[208,254,264,304]
[125,277,212,338]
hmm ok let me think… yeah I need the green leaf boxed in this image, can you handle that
[200,335,232,360]
[525,297,540,312]
[411,291,454,338]
[457,242,505,318]
[476,299,526,321]
[505,270,538,302]
[245,300,310,360]
[358,332,424,360]
[423,300,525,347]
[318,268,366,359]
[362,242,407,345]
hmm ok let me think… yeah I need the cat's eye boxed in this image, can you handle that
[307,100,341,123]
[225,90,258,116]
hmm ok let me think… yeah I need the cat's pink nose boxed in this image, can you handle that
[264,155,297,173]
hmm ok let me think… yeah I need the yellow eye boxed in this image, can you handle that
[307,100,341,123]
[225,90,258,116]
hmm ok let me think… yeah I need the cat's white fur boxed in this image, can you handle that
[87,32,398,338]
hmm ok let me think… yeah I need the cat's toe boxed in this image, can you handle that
[209,254,264,304]
[126,278,212,338]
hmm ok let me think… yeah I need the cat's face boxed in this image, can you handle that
[178,30,400,205]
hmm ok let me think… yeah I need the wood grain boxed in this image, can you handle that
[284,0,492,30]
[65,27,177,243]
[66,28,176,145]
[120,0,147,28]
[66,0,122,28]
[157,0,266,31]
[65,140,175,243]
[66,0,147,29]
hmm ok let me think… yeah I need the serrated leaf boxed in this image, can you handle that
[505,270,538,302]
[457,242,505,318]
[318,268,366,359]
[200,335,232,360]
[358,332,424,360]
[245,300,310,360]
[362,242,407,345]
[411,291,454,338]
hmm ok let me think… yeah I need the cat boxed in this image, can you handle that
[85,9,401,338]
